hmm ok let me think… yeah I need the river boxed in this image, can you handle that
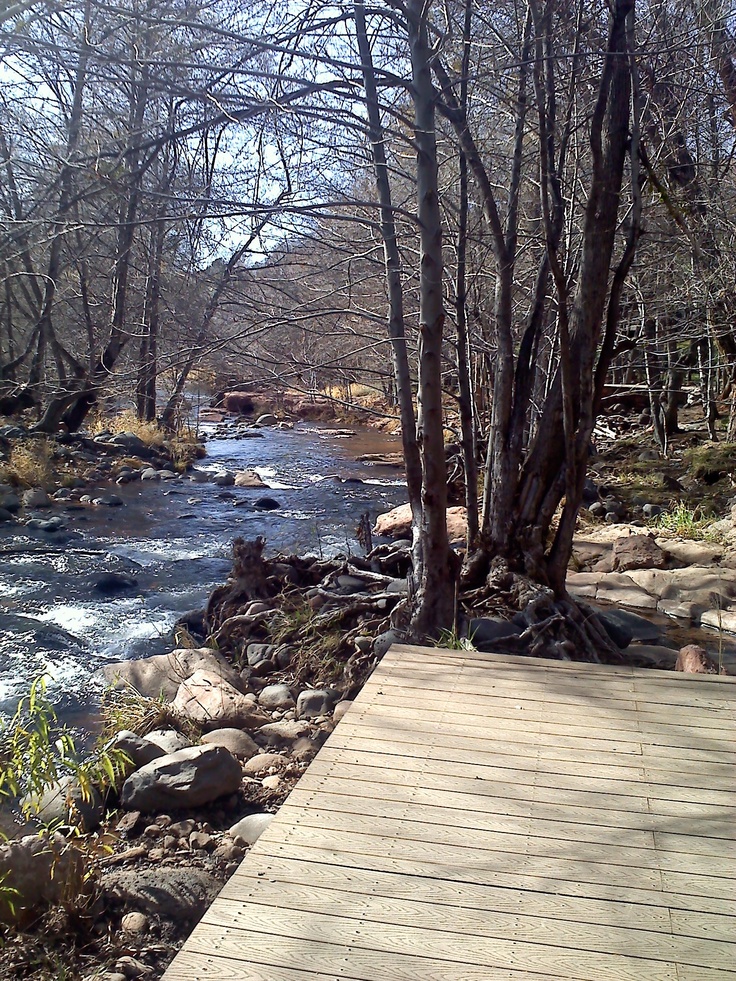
[0,423,407,722]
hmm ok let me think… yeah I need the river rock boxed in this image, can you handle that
[121,745,242,811]
[619,644,679,670]
[98,647,244,700]
[676,644,727,674]
[26,515,66,532]
[234,469,266,488]
[22,488,51,509]
[242,753,286,776]
[255,719,309,750]
[214,471,235,486]
[23,775,104,832]
[111,730,165,770]
[255,413,278,427]
[143,729,191,754]
[109,432,150,455]
[0,833,87,924]
[258,684,295,711]
[333,699,353,722]
[140,468,160,480]
[590,606,662,644]
[92,492,124,506]
[373,503,467,543]
[253,496,280,510]
[612,534,669,572]
[201,728,261,760]
[468,617,522,650]
[247,643,276,668]
[0,507,14,522]
[172,669,270,730]
[121,911,149,934]
[103,866,222,921]
[296,688,340,719]
[94,573,138,595]
[0,490,20,512]
[229,812,274,844]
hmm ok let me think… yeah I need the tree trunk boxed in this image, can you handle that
[405,0,459,636]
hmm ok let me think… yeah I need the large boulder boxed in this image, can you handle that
[258,683,295,711]
[0,834,88,924]
[103,866,222,921]
[22,776,104,832]
[109,432,151,456]
[121,745,242,811]
[374,503,467,543]
[255,720,310,750]
[612,535,669,572]
[110,730,166,770]
[296,688,340,719]
[234,470,266,488]
[172,670,269,730]
[22,488,51,509]
[200,728,261,760]
[97,647,244,701]
[221,392,255,415]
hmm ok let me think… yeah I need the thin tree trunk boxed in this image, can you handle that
[353,0,422,532]
[406,0,459,636]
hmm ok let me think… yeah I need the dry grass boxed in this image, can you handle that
[0,439,56,488]
[91,409,165,448]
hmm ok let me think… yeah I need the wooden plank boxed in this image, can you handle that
[254,839,736,919]
[339,709,736,759]
[289,774,736,841]
[310,745,736,805]
[370,670,736,715]
[386,646,736,687]
[356,685,733,730]
[200,902,685,981]
[271,822,734,900]
[280,806,735,879]
[347,694,735,744]
[163,646,736,981]
[211,880,736,970]
[224,853,736,944]
[170,937,579,981]
[333,718,736,778]
[222,854,676,936]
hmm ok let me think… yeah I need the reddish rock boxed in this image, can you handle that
[374,503,467,544]
[611,534,669,573]
[675,644,729,675]
[172,670,269,731]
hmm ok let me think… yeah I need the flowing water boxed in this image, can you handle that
[0,423,407,722]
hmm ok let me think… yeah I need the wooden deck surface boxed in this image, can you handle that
[163,644,736,981]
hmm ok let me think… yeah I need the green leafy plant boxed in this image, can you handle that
[652,502,722,541]
[435,625,477,651]
[0,678,129,820]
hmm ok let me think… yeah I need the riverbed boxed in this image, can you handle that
[0,423,407,721]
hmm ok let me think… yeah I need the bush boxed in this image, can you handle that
[0,439,55,489]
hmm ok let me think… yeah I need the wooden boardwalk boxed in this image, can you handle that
[164,644,736,981]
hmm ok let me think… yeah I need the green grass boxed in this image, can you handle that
[652,502,722,541]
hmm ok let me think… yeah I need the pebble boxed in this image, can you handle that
[115,955,152,977]
[168,819,196,837]
[262,775,281,791]
[213,841,245,863]
[121,912,149,935]
[189,831,214,851]
[147,847,165,862]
